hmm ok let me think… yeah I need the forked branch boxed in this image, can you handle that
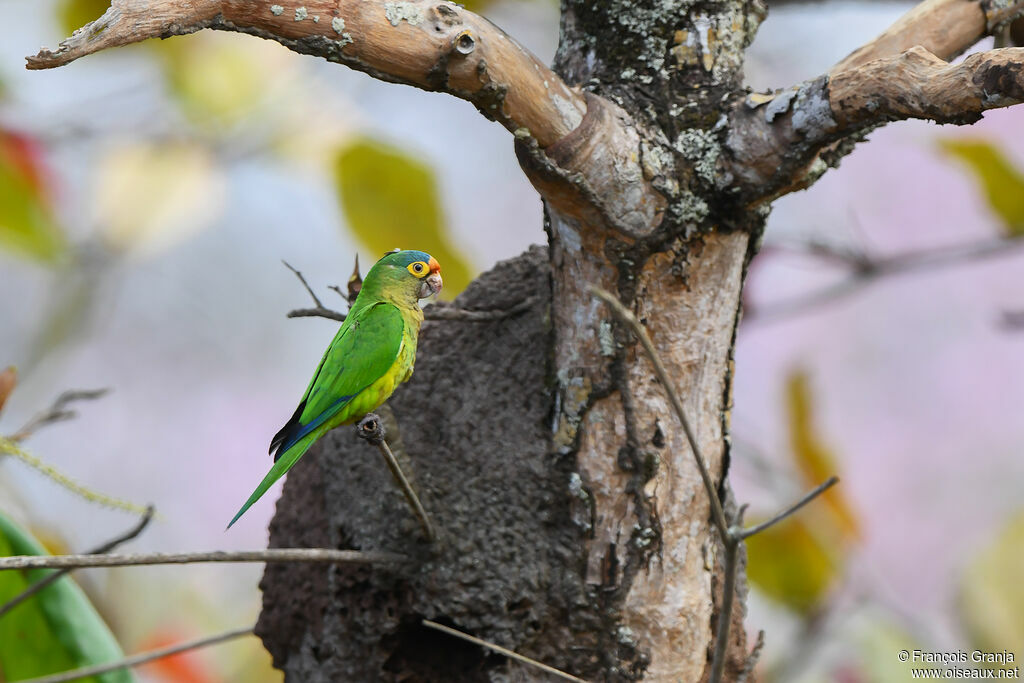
[725,0,1024,202]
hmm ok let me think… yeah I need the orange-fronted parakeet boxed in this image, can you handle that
[228,250,442,527]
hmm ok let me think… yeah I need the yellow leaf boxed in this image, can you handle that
[939,139,1024,237]
[786,370,860,540]
[745,517,835,614]
[334,139,475,298]
[95,142,224,257]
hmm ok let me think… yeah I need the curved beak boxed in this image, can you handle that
[418,257,443,298]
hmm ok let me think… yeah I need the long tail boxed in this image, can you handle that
[227,427,325,529]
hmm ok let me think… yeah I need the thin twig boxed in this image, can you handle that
[18,625,254,683]
[9,389,109,442]
[749,237,1024,323]
[738,476,839,540]
[422,619,587,682]
[0,506,155,620]
[287,306,347,322]
[282,260,324,308]
[356,414,437,542]
[287,298,540,324]
[0,548,405,571]
[589,286,730,541]
[710,541,740,683]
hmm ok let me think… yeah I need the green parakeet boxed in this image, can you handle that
[228,250,443,528]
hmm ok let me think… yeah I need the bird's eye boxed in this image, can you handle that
[407,261,428,277]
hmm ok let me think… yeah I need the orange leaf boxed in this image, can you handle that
[786,370,860,541]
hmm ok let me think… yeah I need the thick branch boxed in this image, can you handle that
[26,0,584,148]
[831,46,1024,127]
[724,0,1024,202]
[834,0,1024,71]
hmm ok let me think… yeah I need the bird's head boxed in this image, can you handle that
[364,249,443,303]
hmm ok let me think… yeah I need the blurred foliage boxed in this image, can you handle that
[746,371,859,615]
[95,141,224,257]
[0,511,133,683]
[159,34,287,131]
[958,510,1024,656]
[745,517,835,615]
[334,139,473,297]
[0,130,66,264]
[56,0,111,36]
[855,619,923,683]
[0,367,15,414]
[939,139,1024,236]
[787,371,860,541]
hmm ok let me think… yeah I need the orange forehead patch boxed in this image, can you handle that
[428,256,441,273]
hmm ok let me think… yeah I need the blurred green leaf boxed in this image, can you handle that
[959,510,1024,655]
[56,0,110,36]
[159,34,278,130]
[939,139,1024,237]
[334,139,474,298]
[746,517,835,614]
[0,131,65,264]
[787,370,860,541]
[0,510,134,683]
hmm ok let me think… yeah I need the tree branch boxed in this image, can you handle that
[422,620,586,682]
[834,0,1024,71]
[356,414,437,543]
[0,548,405,571]
[724,0,1024,202]
[26,0,584,148]
[18,625,253,683]
[0,506,155,619]
[747,236,1024,322]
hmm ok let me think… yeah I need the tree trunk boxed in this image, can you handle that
[258,0,765,675]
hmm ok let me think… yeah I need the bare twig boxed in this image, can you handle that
[0,548,405,571]
[356,414,437,543]
[287,306,347,322]
[425,297,539,322]
[282,260,324,309]
[0,506,155,620]
[9,389,109,442]
[18,625,253,683]
[422,619,587,682]
[749,237,1024,323]
[590,285,839,683]
[738,477,839,540]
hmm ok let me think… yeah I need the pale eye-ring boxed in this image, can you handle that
[408,261,427,276]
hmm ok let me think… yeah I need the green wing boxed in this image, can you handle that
[228,302,405,528]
